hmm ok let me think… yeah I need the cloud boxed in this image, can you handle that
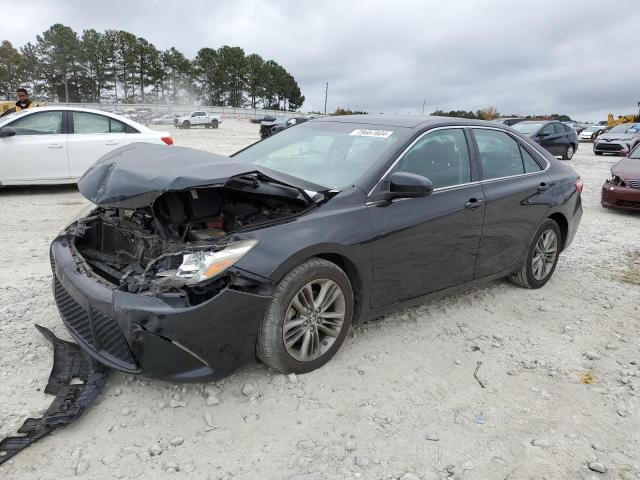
[4,0,640,121]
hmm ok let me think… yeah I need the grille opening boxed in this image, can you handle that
[52,273,136,368]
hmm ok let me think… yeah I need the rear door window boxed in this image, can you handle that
[521,145,543,173]
[473,129,526,179]
[553,123,566,135]
[72,112,130,134]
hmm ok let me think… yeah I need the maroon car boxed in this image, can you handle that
[602,145,640,211]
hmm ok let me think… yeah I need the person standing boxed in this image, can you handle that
[15,87,33,112]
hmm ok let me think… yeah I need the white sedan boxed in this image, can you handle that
[0,106,173,185]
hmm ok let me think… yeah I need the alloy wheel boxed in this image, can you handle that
[282,278,346,362]
[532,229,558,281]
[566,146,574,159]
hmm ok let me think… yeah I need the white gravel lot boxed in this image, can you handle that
[0,120,639,480]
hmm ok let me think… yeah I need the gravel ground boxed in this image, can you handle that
[0,120,639,480]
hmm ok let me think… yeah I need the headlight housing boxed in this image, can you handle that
[156,239,258,285]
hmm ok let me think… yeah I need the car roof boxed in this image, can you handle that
[311,114,511,130]
[516,120,553,124]
[0,106,150,130]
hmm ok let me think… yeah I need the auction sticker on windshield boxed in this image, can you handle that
[349,129,393,138]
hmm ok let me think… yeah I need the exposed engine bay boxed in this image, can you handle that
[70,175,312,305]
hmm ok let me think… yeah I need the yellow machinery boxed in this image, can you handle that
[0,101,14,115]
[607,113,639,127]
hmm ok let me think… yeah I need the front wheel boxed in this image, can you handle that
[595,151,603,156]
[509,219,561,289]
[211,120,219,129]
[257,258,353,374]
[182,120,191,129]
[562,145,575,160]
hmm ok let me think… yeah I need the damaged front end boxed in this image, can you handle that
[72,175,309,305]
[50,143,323,380]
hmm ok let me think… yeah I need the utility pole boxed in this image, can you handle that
[64,72,69,104]
[421,99,426,116]
[324,82,328,115]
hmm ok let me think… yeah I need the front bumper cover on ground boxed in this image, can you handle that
[0,325,108,465]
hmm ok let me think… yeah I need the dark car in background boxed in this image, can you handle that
[493,117,525,126]
[593,123,640,156]
[251,114,277,124]
[260,116,310,139]
[50,115,582,381]
[512,120,578,160]
[602,143,640,211]
[563,121,585,135]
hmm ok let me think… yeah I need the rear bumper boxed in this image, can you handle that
[601,183,640,211]
[564,193,582,250]
[50,235,273,382]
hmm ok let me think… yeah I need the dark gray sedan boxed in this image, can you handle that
[512,121,579,160]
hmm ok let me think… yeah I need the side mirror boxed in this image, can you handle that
[0,126,16,138]
[538,131,549,138]
[386,172,434,200]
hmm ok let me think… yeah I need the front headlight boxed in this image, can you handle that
[156,239,258,284]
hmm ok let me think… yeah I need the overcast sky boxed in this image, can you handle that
[4,0,640,121]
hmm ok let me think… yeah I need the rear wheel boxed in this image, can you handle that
[182,120,191,129]
[562,145,575,160]
[257,258,353,374]
[509,219,561,289]
[204,124,210,129]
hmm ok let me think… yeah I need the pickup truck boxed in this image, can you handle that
[174,111,222,129]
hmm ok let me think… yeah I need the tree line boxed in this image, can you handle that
[0,24,304,110]
[431,107,572,122]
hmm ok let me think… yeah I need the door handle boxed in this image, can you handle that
[465,198,484,210]
[104,141,119,145]
[48,143,63,149]
[537,182,551,192]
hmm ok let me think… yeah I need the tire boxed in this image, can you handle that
[182,120,190,129]
[562,144,575,160]
[204,124,210,129]
[509,219,561,289]
[595,151,603,156]
[211,120,219,129]
[257,258,354,374]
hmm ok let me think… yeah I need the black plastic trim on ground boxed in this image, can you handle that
[0,325,109,466]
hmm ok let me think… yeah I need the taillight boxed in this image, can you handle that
[575,177,584,193]
[161,136,173,145]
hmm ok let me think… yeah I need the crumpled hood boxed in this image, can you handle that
[611,157,640,180]
[78,143,320,208]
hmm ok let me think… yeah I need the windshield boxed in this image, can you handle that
[511,122,543,134]
[233,121,405,189]
[583,126,601,132]
[608,124,638,133]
